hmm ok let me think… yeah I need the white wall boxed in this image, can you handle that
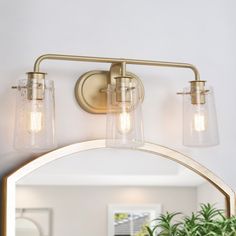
[1,0,236,188]
[1,0,236,232]
[16,186,197,236]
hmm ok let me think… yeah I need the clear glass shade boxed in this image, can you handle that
[183,86,219,147]
[106,78,144,148]
[14,79,57,152]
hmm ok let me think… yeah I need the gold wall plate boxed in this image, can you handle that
[74,70,108,114]
[74,69,144,114]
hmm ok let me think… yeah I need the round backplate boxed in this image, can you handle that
[74,70,144,114]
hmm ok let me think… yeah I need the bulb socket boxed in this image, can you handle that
[27,72,46,100]
[114,76,134,103]
[190,80,206,105]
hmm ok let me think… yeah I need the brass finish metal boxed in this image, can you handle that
[33,54,200,81]
[115,76,133,103]
[121,61,126,77]
[74,67,144,114]
[190,80,206,105]
[1,177,7,236]
[31,53,200,112]
[2,140,236,236]
[109,63,145,101]
[177,80,209,105]
[74,70,108,114]
[27,72,46,80]
[26,72,46,100]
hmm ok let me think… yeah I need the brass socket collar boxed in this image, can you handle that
[27,72,46,100]
[114,76,134,84]
[114,76,135,103]
[190,80,206,105]
[27,72,47,80]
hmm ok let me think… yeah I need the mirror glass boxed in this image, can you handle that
[16,218,40,236]
[15,148,226,236]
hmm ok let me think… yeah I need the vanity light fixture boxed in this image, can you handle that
[106,63,144,148]
[13,72,56,151]
[12,54,219,151]
[180,81,219,146]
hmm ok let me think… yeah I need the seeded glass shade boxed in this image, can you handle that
[106,77,144,148]
[14,79,57,152]
[183,86,219,147]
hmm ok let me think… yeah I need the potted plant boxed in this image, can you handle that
[145,203,236,236]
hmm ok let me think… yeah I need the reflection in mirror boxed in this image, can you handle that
[15,208,51,236]
[16,218,40,236]
[16,148,226,236]
[108,204,162,236]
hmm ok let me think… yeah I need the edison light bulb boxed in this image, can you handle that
[29,111,43,133]
[193,112,206,132]
[118,111,131,134]
[28,101,43,133]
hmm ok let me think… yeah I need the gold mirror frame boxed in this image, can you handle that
[2,140,235,236]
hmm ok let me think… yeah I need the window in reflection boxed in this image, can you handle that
[114,212,150,236]
[109,205,161,236]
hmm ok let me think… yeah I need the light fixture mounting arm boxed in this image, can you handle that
[33,54,200,81]
[26,54,204,113]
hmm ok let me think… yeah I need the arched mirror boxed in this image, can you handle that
[2,140,235,236]
[16,218,41,236]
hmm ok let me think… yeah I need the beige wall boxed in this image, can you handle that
[197,182,225,210]
[16,186,197,236]
[1,0,236,192]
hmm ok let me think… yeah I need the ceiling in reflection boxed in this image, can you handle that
[17,149,205,186]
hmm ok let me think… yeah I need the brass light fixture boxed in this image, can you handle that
[106,63,144,148]
[12,54,219,151]
[178,81,219,147]
[13,72,56,152]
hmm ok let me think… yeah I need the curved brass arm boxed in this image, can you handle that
[33,54,200,81]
